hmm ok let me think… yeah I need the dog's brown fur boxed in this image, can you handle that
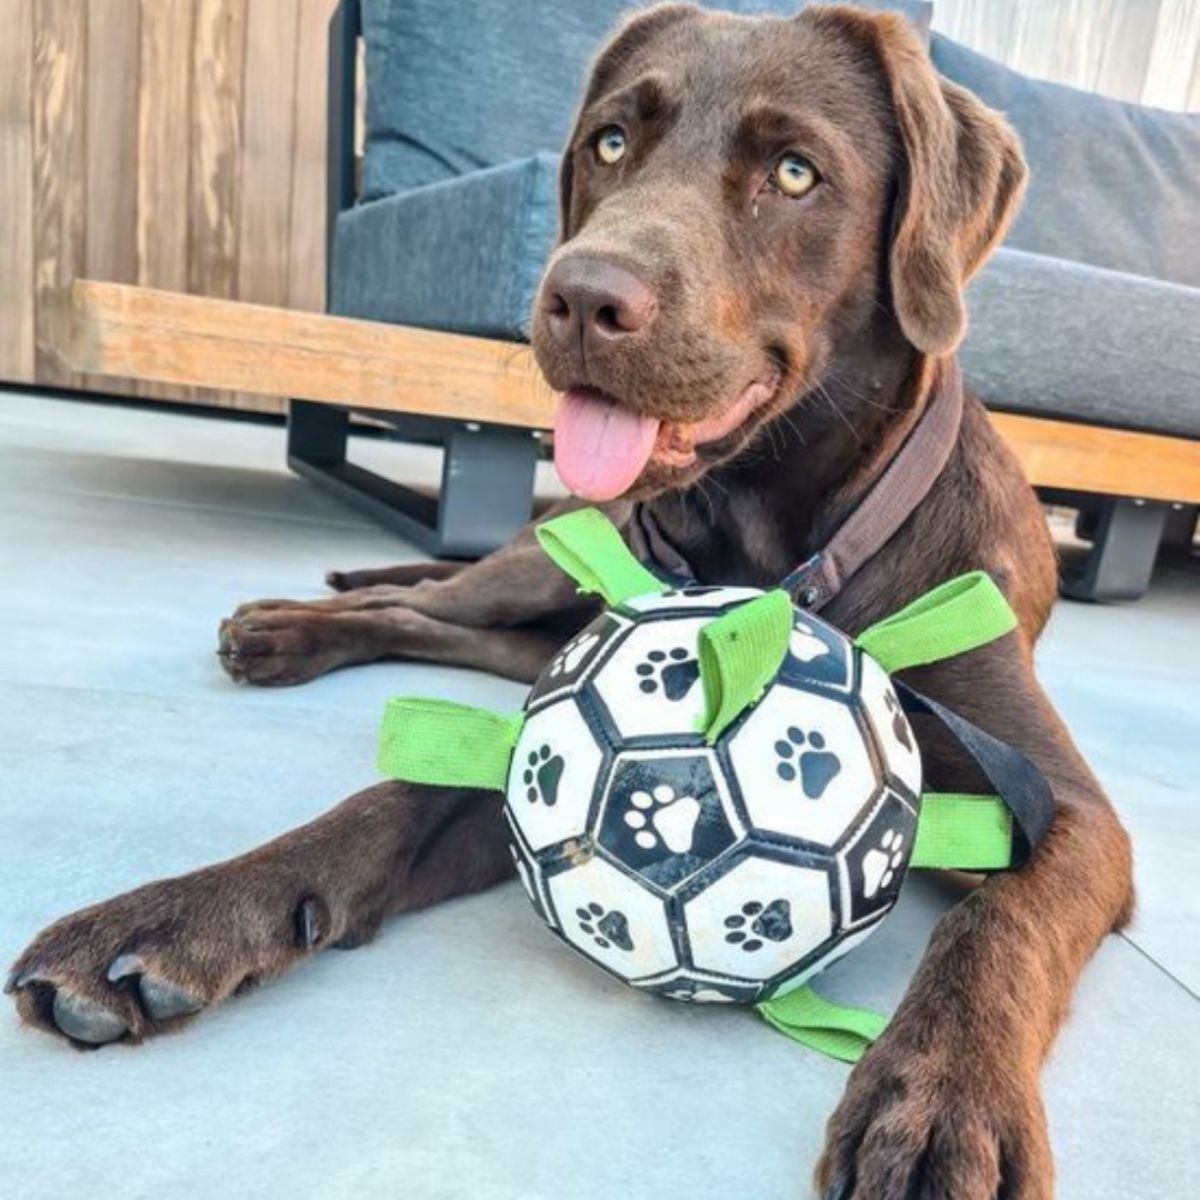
[8,9,1133,1198]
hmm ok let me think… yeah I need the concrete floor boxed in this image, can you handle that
[0,391,1196,1200]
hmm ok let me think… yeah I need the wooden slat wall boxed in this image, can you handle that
[0,0,35,385]
[1,0,334,413]
[0,0,1196,412]
[32,0,87,391]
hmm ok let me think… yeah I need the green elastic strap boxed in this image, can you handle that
[756,984,889,1064]
[698,589,793,743]
[911,792,1013,871]
[855,571,1016,674]
[535,508,667,605]
[377,697,521,791]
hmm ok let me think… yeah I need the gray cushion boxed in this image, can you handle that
[963,247,1200,439]
[361,0,933,202]
[931,34,1200,289]
[331,154,559,339]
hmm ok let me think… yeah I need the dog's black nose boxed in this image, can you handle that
[542,257,657,353]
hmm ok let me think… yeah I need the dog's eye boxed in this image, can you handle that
[594,126,627,166]
[771,153,819,198]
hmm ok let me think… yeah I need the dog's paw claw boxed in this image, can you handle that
[138,976,204,1020]
[106,952,145,983]
[51,990,128,1045]
[294,896,329,950]
[106,953,204,1020]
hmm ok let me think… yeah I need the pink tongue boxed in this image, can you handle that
[553,389,661,501]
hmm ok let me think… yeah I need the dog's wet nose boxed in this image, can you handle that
[543,257,657,352]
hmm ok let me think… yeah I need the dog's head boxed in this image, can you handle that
[531,4,1026,501]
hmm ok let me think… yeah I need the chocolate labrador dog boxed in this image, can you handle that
[8,6,1133,1198]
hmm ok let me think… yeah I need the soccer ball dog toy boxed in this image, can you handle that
[378,509,1052,1060]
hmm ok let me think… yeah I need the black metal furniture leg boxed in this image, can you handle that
[1060,497,1169,602]
[286,402,538,558]
[288,400,349,467]
[436,424,540,558]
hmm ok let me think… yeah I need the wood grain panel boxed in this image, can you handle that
[189,0,255,411]
[32,0,88,389]
[288,0,336,315]
[0,0,35,384]
[990,412,1200,503]
[86,2,139,285]
[84,0,140,397]
[61,280,557,429]
[137,0,196,399]
[237,1,300,309]
[55,280,1200,508]
[189,0,247,301]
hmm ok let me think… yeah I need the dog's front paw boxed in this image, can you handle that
[5,871,332,1047]
[815,1021,1052,1200]
[218,608,349,685]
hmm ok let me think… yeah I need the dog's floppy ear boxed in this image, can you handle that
[821,11,1028,354]
[558,4,699,240]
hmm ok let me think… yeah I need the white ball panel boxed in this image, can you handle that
[621,585,764,614]
[546,857,680,982]
[590,617,712,739]
[506,699,605,854]
[726,685,880,847]
[761,917,885,1001]
[683,856,833,981]
[859,654,923,797]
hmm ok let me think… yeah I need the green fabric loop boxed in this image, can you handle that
[912,792,1014,871]
[535,508,667,606]
[377,698,521,791]
[698,589,793,743]
[756,984,889,1064]
[855,571,1016,674]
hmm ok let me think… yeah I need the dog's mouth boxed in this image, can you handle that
[552,375,780,501]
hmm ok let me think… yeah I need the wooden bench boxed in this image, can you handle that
[55,278,1200,591]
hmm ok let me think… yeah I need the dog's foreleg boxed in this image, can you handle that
[817,649,1134,1200]
[6,782,512,1046]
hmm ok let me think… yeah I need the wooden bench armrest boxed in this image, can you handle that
[53,279,1200,505]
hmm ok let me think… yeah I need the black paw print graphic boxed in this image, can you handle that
[523,744,564,805]
[884,691,913,751]
[576,902,634,951]
[724,898,793,952]
[775,727,842,799]
[636,647,700,701]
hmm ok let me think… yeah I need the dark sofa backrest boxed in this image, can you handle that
[360,0,932,203]
[932,34,1200,288]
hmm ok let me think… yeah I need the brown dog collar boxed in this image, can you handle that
[630,358,965,610]
[784,358,964,610]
